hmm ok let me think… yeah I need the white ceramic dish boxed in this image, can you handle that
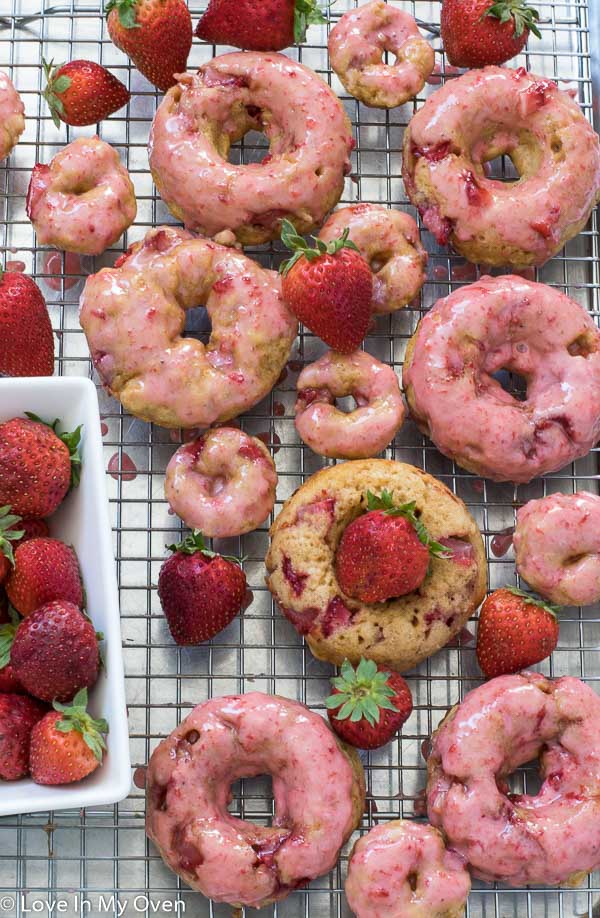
[0,376,131,814]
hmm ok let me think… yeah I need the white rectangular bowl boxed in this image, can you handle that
[0,376,131,815]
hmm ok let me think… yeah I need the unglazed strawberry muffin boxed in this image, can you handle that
[265,460,486,671]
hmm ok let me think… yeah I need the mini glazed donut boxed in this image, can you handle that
[402,66,600,267]
[0,70,25,162]
[79,226,297,428]
[513,492,600,606]
[328,0,434,109]
[145,692,365,908]
[266,460,486,671]
[165,428,278,538]
[345,821,471,918]
[403,275,600,484]
[26,137,136,256]
[295,350,405,459]
[149,53,354,246]
[427,673,600,887]
[318,204,427,314]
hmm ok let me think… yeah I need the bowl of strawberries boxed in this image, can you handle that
[0,375,130,814]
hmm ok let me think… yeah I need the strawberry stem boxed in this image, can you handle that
[42,57,70,129]
[167,530,243,566]
[293,0,327,43]
[53,688,109,762]
[483,0,542,39]
[365,490,451,559]
[279,219,360,276]
[105,0,141,30]
[325,657,398,727]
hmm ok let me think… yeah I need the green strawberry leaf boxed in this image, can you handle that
[365,490,452,559]
[0,504,24,569]
[105,0,141,29]
[293,0,327,43]
[326,656,399,725]
[279,220,360,276]
[504,585,560,618]
[52,687,109,762]
[483,0,542,39]
[166,529,243,566]
[0,609,20,670]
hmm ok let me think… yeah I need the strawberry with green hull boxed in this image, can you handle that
[43,58,130,128]
[326,657,413,750]
[6,538,83,617]
[0,693,47,780]
[196,0,325,52]
[0,265,54,377]
[476,586,560,678]
[441,0,541,68]
[280,221,373,354]
[157,531,247,645]
[30,689,108,785]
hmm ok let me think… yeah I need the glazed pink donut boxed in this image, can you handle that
[329,0,434,109]
[149,53,353,245]
[165,428,278,538]
[295,350,405,459]
[145,692,365,908]
[27,137,137,255]
[319,204,427,314]
[79,226,297,428]
[345,821,471,918]
[403,275,600,483]
[427,673,600,887]
[0,70,25,161]
[514,492,600,606]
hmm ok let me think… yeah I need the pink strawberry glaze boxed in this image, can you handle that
[79,226,297,428]
[514,491,600,606]
[318,204,427,315]
[328,0,434,109]
[345,820,470,918]
[165,427,277,538]
[403,275,600,483]
[145,692,364,908]
[149,53,353,243]
[295,350,405,459]
[403,66,600,267]
[0,71,24,162]
[27,137,137,256]
[427,673,600,887]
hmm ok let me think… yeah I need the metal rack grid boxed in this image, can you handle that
[0,0,599,915]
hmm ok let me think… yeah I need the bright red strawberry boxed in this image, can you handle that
[326,657,413,750]
[30,688,108,785]
[476,586,559,678]
[42,58,130,128]
[106,0,193,92]
[0,415,81,519]
[0,266,54,377]
[157,531,247,645]
[6,538,83,617]
[441,0,541,68]
[10,600,99,702]
[280,221,373,354]
[196,0,324,51]
[0,693,47,780]
[335,490,449,604]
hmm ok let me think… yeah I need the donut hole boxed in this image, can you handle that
[407,871,419,891]
[228,773,275,825]
[183,304,212,345]
[230,128,270,166]
[481,153,520,184]
[505,758,543,797]
[491,368,528,402]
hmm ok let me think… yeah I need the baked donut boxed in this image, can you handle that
[149,52,354,245]
[295,350,405,459]
[345,821,471,918]
[145,692,365,908]
[402,66,600,267]
[513,492,600,606]
[26,137,137,256]
[165,428,277,538]
[403,275,600,483]
[79,226,297,428]
[427,673,600,887]
[265,460,486,671]
[0,71,25,162]
[318,204,427,314]
[329,0,434,109]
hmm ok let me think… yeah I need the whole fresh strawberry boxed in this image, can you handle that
[157,531,247,645]
[476,586,559,678]
[196,0,324,51]
[326,657,413,750]
[42,58,130,128]
[6,538,83,617]
[280,221,373,354]
[441,0,541,68]
[335,490,450,604]
[0,415,81,519]
[106,0,193,92]
[9,600,99,702]
[30,688,108,785]
[0,265,54,377]
[0,693,47,780]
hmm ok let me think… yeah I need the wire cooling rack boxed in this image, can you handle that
[1,1,599,915]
